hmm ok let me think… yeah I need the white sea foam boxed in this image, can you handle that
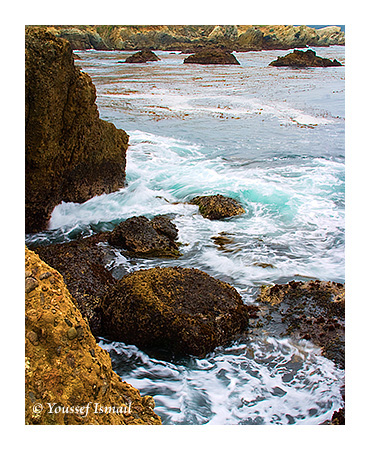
[100,336,344,425]
[47,128,344,284]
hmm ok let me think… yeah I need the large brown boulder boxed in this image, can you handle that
[108,215,181,257]
[190,194,245,220]
[183,49,240,65]
[25,28,129,233]
[25,247,161,425]
[122,49,160,63]
[100,267,249,357]
[33,216,181,335]
[269,49,342,67]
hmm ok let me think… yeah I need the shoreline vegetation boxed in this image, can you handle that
[25,25,345,425]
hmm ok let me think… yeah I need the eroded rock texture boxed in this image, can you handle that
[25,28,129,233]
[25,247,161,425]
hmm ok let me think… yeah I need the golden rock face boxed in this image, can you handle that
[190,194,245,220]
[25,28,129,233]
[25,247,161,425]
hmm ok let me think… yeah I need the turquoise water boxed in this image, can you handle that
[26,47,345,424]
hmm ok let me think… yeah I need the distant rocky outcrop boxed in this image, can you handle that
[33,25,344,52]
[25,247,161,425]
[269,49,342,67]
[190,195,245,220]
[108,215,181,257]
[53,26,109,50]
[183,49,240,65]
[316,26,345,46]
[25,28,129,233]
[122,49,160,63]
[100,266,249,357]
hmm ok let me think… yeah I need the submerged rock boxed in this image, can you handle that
[190,194,245,220]
[183,49,240,65]
[100,267,249,357]
[108,215,181,257]
[25,247,161,425]
[122,49,160,63]
[269,49,342,67]
[25,28,129,233]
[256,279,345,368]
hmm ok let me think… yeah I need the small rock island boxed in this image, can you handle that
[269,49,342,67]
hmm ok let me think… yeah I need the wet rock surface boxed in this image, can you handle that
[330,406,345,424]
[190,194,245,220]
[34,233,114,336]
[25,28,129,233]
[108,215,181,257]
[183,49,240,65]
[100,267,249,357]
[255,280,345,369]
[269,49,342,67]
[122,49,160,63]
[34,216,181,334]
[25,247,161,425]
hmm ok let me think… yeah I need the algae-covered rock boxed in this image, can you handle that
[257,279,345,368]
[25,28,129,233]
[108,215,180,257]
[25,247,161,425]
[100,267,249,357]
[269,49,342,67]
[183,49,240,65]
[190,194,245,220]
[123,49,160,63]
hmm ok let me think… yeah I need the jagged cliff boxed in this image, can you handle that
[25,247,161,425]
[25,28,129,233]
[35,25,344,51]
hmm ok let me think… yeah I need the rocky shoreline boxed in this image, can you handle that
[25,28,345,425]
[32,25,344,52]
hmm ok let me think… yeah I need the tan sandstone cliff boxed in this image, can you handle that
[25,247,161,425]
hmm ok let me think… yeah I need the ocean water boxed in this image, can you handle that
[26,47,345,424]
